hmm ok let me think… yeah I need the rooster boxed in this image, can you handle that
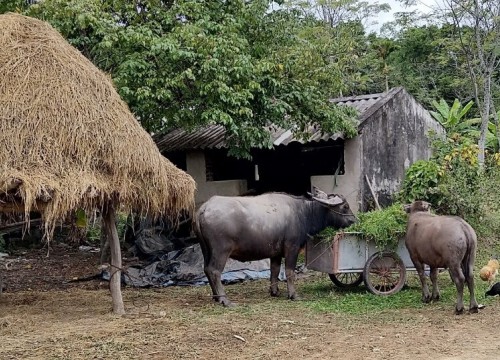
[480,259,500,286]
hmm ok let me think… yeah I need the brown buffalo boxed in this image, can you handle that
[404,201,478,314]
[194,188,356,306]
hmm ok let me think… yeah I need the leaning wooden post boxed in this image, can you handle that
[365,175,382,211]
[102,203,125,315]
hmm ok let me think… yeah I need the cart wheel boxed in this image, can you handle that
[363,251,406,296]
[329,273,363,288]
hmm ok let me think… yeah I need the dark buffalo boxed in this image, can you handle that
[404,200,478,314]
[194,187,357,306]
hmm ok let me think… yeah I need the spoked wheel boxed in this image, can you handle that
[363,251,406,296]
[329,272,363,288]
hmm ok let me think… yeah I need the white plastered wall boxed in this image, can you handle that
[186,150,248,207]
[310,137,362,214]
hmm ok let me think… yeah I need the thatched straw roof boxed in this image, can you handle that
[0,13,196,235]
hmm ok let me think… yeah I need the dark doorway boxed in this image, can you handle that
[250,140,344,196]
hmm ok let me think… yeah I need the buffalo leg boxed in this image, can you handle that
[430,267,440,301]
[204,253,233,307]
[448,266,465,314]
[465,262,478,313]
[413,260,431,303]
[284,249,300,300]
[269,256,281,297]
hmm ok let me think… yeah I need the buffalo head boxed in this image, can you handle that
[308,186,357,228]
[404,200,432,214]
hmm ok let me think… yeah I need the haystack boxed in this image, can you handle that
[0,13,196,314]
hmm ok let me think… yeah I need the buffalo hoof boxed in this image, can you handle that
[288,294,300,301]
[431,294,440,302]
[455,307,465,315]
[469,306,479,314]
[270,288,280,297]
[213,295,234,307]
[219,298,236,307]
[422,294,432,303]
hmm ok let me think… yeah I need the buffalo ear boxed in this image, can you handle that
[313,195,344,207]
[403,204,411,213]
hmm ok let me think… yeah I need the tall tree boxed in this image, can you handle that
[284,0,390,30]
[386,24,473,107]
[282,0,393,96]
[0,0,29,13]
[443,0,500,166]
[372,38,397,92]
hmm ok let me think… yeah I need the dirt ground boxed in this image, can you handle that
[1,245,500,360]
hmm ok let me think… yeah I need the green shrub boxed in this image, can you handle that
[399,159,443,205]
[85,212,130,245]
[398,132,500,236]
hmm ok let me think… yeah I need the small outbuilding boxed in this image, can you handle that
[156,87,444,212]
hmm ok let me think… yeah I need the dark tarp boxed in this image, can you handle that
[104,244,287,287]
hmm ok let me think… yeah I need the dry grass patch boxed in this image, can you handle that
[1,276,500,360]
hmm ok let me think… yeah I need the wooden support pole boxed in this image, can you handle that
[102,204,125,315]
[365,175,382,211]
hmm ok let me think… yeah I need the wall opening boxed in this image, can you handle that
[165,151,187,171]
[250,140,344,196]
[204,149,253,182]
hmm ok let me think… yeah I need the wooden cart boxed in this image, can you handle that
[305,232,418,295]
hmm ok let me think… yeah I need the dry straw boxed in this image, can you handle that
[0,13,196,236]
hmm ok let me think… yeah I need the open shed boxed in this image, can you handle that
[156,87,444,212]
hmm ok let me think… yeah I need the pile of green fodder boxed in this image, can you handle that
[319,203,408,250]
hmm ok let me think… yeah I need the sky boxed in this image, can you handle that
[369,0,437,32]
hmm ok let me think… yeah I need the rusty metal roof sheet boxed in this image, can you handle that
[155,88,402,152]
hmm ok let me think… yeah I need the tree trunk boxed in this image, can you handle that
[490,99,500,151]
[384,61,389,93]
[102,204,125,315]
[478,76,491,168]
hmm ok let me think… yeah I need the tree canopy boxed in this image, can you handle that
[2,0,499,160]
[17,0,361,157]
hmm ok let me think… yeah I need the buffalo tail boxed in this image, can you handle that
[193,206,210,268]
[460,222,476,280]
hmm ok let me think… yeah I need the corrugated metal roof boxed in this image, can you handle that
[330,92,386,114]
[155,88,401,153]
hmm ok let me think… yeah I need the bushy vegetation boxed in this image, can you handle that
[85,212,131,245]
[399,100,500,239]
